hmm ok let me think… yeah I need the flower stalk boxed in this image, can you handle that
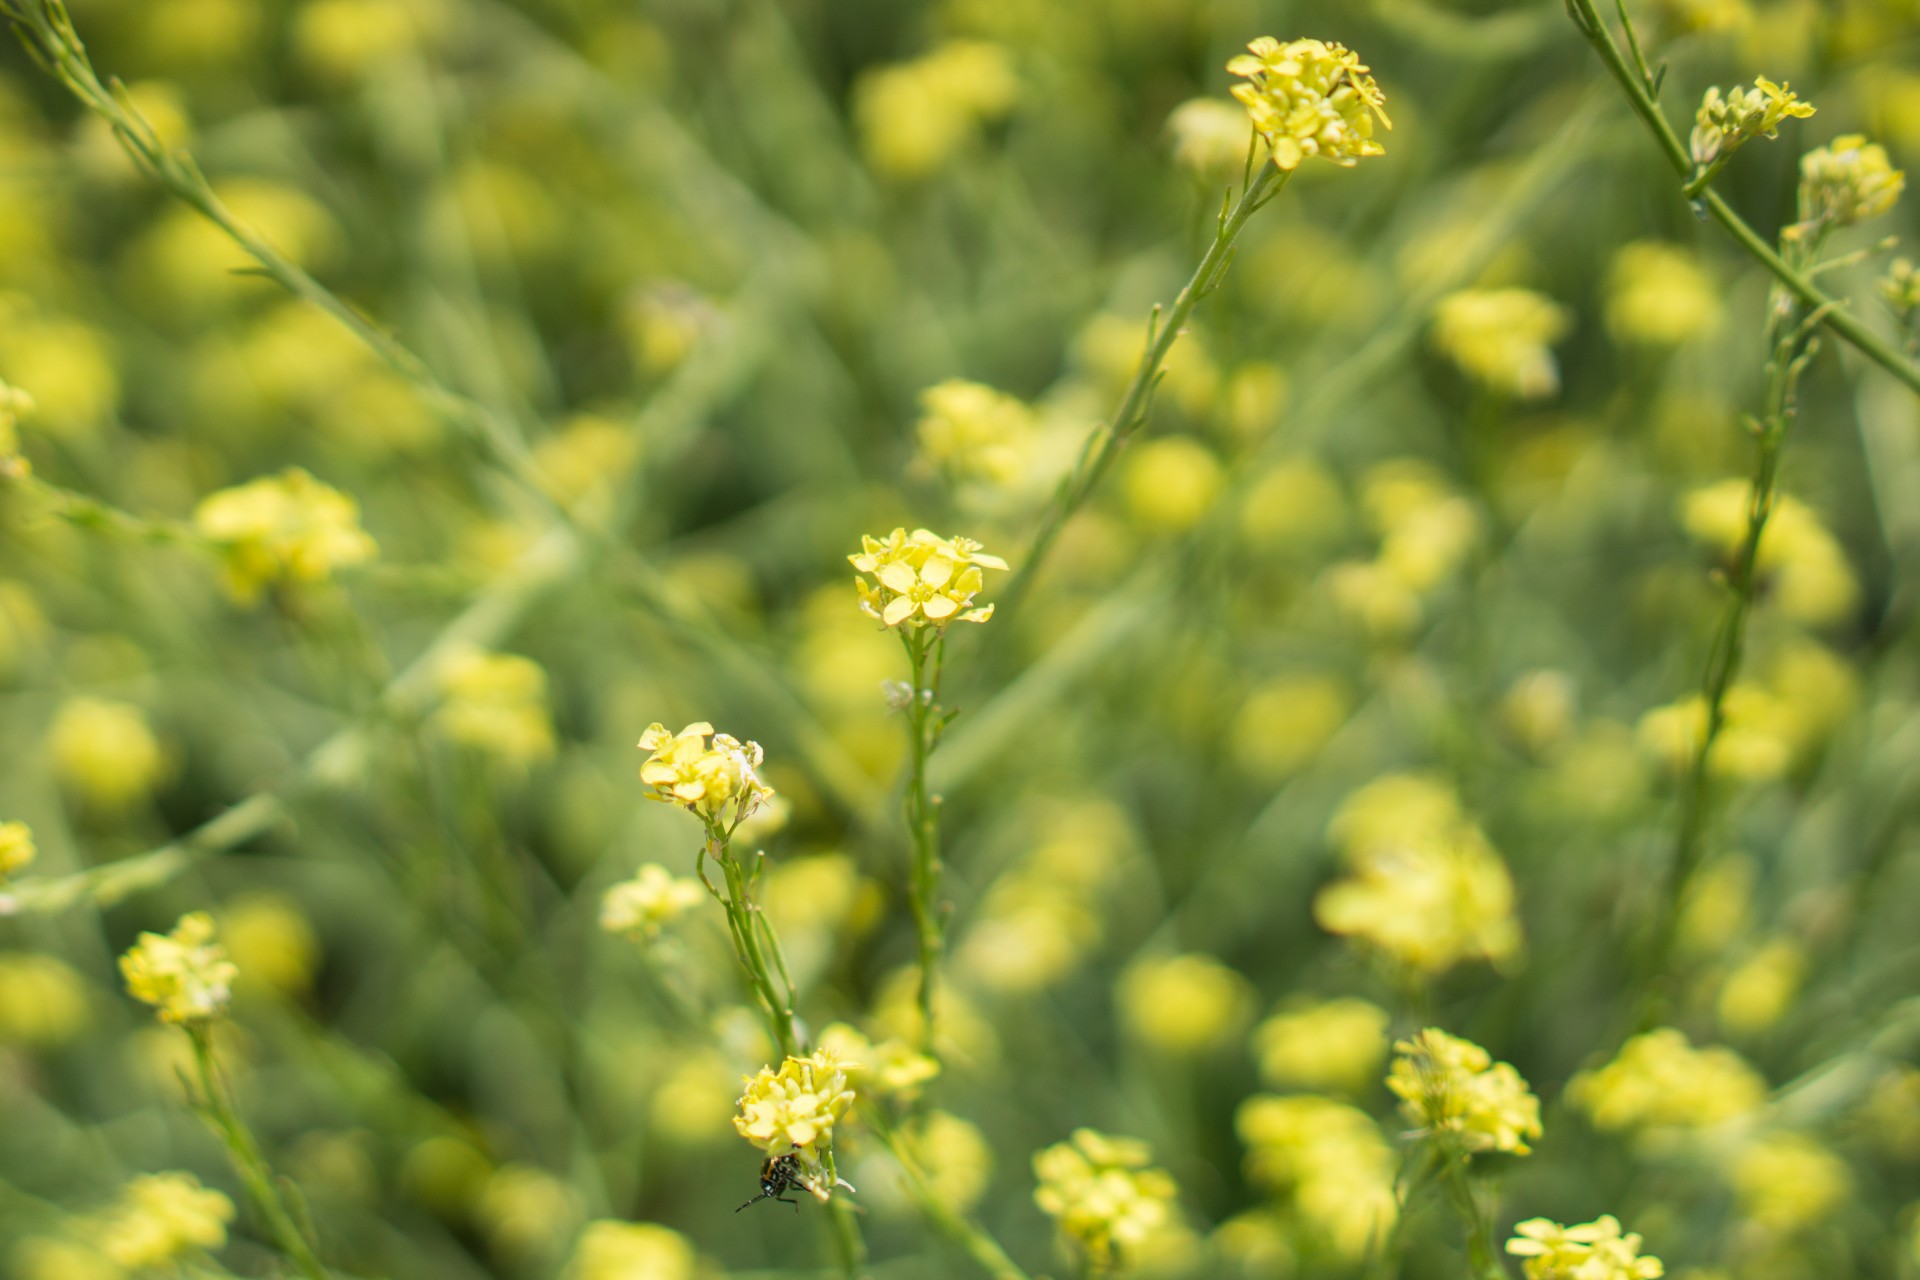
[901,624,949,1049]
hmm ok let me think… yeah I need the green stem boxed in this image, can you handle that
[1438,1152,1505,1280]
[1565,0,1920,398]
[901,628,944,1051]
[712,833,799,1059]
[861,1105,1034,1280]
[1002,160,1287,611]
[187,1027,332,1280]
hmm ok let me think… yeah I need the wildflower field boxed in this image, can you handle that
[4,0,1920,1277]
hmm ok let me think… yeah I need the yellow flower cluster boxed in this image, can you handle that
[564,1220,696,1280]
[1325,460,1479,638]
[192,467,377,603]
[1569,1028,1766,1131]
[1731,1131,1850,1233]
[1507,1215,1664,1280]
[849,528,1007,628]
[1253,997,1389,1094]
[1387,1028,1542,1155]
[1680,479,1857,627]
[433,645,556,766]
[0,819,35,880]
[1636,640,1859,783]
[1313,773,1521,974]
[599,864,704,940]
[1794,133,1906,233]
[1690,77,1816,166]
[637,721,774,824]
[49,696,169,812]
[816,1022,940,1101]
[913,378,1040,494]
[120,911,239,1025]
[733,1049,856,1165]
[1605,242,1721,347]
[1236,1094,1396,1259]
[1431,288,1572,401]
[1032,1129,1178,1267]
[854,40,1018,180]
[899,1110,993,1213]
[1117,953,1254,1055]
[94,1172,235,1270]
[1226,37,1389,172]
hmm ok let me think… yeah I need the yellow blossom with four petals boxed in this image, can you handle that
[849,528,1007,628]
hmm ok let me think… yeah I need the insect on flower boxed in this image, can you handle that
[737,1151,805,1213]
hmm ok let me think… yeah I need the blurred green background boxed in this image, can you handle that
[2,0,1920,1276]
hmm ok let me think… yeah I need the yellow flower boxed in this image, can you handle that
[1387,1028,1542,1155]
[1651,0,1749,32]
[1236,1094,1396,1259]
[1690,77,1816,166]
[1253,998,1389,1094]
[193,467,377,603]
[1226,37,1389,172]
[816,1022,940,1100]
[0,953,91,1047]
[96,1172,235,1270]
[849,528,1007,628]
[599,864,705,940]
[900,1111,993,1213]
[0,820,34,880]
[913,379,1039,492]
[854,40,1018,180]
[1432,288,1571,401]
[219,892,320,997]
[1730,1132,1850,1233]
[119,911,239,1025]
[1569,1028,1766,1131]
[1794,133,1905,233]
[1121,436,1224,533]
[1116,953,1253,1054]
[1507,1215,1664,1280]
[432,645,557,765]
[1680,480,1857,627]
[1032,1129,1179,1268]
[733,1050,857,1167]
[564,1220,696,1280]
[1885,257,1920,320]
[1166,97,1264,179]
[1606,242,1721,347]
[48,697,169,812]
[636,721,774,823]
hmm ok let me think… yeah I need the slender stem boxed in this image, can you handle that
[187,1027,333,1280]
[1565,0,1920,397]
[1001,161,1287,611]
[902,628,943,1050]
[861,1105,1034,1280]
[710,832,798,1058]
[1438,1152,1505,1280]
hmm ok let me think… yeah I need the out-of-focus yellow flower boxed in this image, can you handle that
[477,1164,581,1261]
[1652,0,1749,32]
[1121,436,1224,533]
[1117,953,1254,1054]
[1507,1215,1664,1280]
[0,820,34,880]
[1226,37,1389,171]
[854,40,1018,180]
[1076,312,1218,420]
[1793,134,1905,235]
[1885,257,1920,321]
[294,0,445,81]
[95,1172,234,1270]
[1326,559,1423,637]
[534,413,641,511]
[1680,480,1857,627]
[1717,937,1806,1035]
[1236,1094,1396,1259]
[1432,288,1571,401]
[1499,670,1579,757]
[1166,97,1264,179]
[194,468,377,603]
[873,963,1000,1067]
[600,864,704,941]
[1860,1066,1920,1161]
[219,892,319,997]
[734,1050,857,1166]
[1635,688,1790,782]
[624,283,718,376]
[1690,77,1815,167]
[914,378,1039,493]
[1239,458,1348,555]
[0,953,90,1046]
[129,180,339,313]
[49,697,169,812]
[1230,674,1350,780]
[432,646,556,765]
[0,315,116,439]
[1364,460,1480,593]
[11,1238,122,1280]
[817,1022,940,1100]
[1570,1028,1766,1131]
[120,912,238,1025]
[564,1220,695,1280]
[1388,1028,1541,1155]
[1253,998,1389,1093]
[649,1051,737,1147]
[900,1110,993,1212]
[849,529,1007,628]
[1730,1132,1849,1233]
[0,374,32,467]
[636,721,774,824]
[1314,773,1521,974]
[1224,361,1290,439]
[1606,243,1721,347]
[1033,1129,1178,1268]
[959,881,1100,995]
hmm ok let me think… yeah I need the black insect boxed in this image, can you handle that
[737,1152,805,1212]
